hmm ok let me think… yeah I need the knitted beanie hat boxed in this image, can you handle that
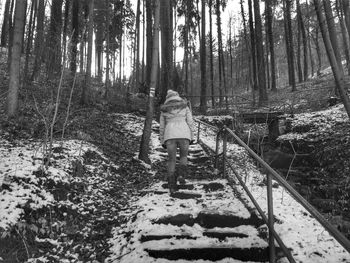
[166,89,179,100]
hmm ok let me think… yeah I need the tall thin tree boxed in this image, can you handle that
[70,0,79,74]
[266,0,277,91]
[313,0,350,118]
[253,0,267,105]
[285,0,296,91]
[139,0,160,163]
[200,0,207,113]
[81,0,94,104]
[7,0,26,117]
[160,0,173,101]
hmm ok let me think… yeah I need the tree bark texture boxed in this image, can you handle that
[285,0,296,91]
[314,0,350,118]
[1,0,11,47]
[200,0,207,114]
[70,0,79,74]
[7,0,26,117]
[266,0,277,91]
[81,0,94,105]
[323,0,343,72]
[248,0,258,93]
[139,0,160,164]
[46,0,63,77]
[253,0,267,106]
[160,0,173,101]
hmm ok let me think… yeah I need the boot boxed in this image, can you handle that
[168,172,177,194]
[177,164,188,185]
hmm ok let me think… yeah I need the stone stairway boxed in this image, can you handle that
[109,144,284,263]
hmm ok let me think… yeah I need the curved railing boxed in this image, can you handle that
[195,118,350,263]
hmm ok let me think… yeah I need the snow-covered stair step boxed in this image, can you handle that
[107,179,282,262]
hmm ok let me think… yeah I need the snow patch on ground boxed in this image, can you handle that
[0,138,113,231]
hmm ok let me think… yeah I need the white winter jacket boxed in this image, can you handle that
[159,98,195,144]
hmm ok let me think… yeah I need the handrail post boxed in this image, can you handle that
[267,173,276,262]
[222,128,227,178]
[197,122,201,142]
[215,133,220,169]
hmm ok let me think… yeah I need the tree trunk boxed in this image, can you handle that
[139,0,160,164]
[306,0,315,77]
[216,0,223,106]
[297,0,308,81]
[105,0,110,98]
[200,0,206,114]
[46,0,63,77]
[145,0,153,90]
[337,0,350,75]
[253,0,267,106]
[70,0,79,74]
[314,27,322,75]
[297,12,303,83]
[95,0,105,81]
[343,0,350,52]
[7,0,16,69]
[31,0,45,80]
[248,0,258,94]
[7,0,26,117]
[62,0,70,66]
[266,0,276,91]
[81,0,94,105]
[1,0,11,47]
[134,0,141,92]
[160,0,173,101]
[314,0,350,118]
[285,0,296,91]
[323,0,343,72]
[209,0,215,107]
[24,0,35,82]
[240,0,254,95]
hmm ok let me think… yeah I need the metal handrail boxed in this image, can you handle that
[195,118,350,263]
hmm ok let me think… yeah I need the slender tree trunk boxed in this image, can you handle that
[248,0,258,94]
[266,0,276,91]
[240,0,254,94]
[216,0,224,106]
[95,0,105,80]
[314,27,322,75]
[70,0,79,74]
[209,0,214,107]
[253,0,267,106]
[297,0,308,81]
[142,0,145,83]
[31,0,45,80]
[7,0,16,69]
[297,14,303,83]
[306,0,315,77]
[24,0,35,82]
[135,0,141,92]
[200,0,206,114]
[62,0,69,67]
[81,0,94,105]
[47,0,63,77]
[314,0,350,118]
[145,0,153,90]
[105,0,110,98]
[1,0,11,47]
[7,0,26,117]
[160,0,173,101]
[343,0,350,51]
[337,0,350,75]
[139,0,160,163]
[323,0,343,72]
[285,0,296,91]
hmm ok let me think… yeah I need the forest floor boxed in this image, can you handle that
[1,56,350,261]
